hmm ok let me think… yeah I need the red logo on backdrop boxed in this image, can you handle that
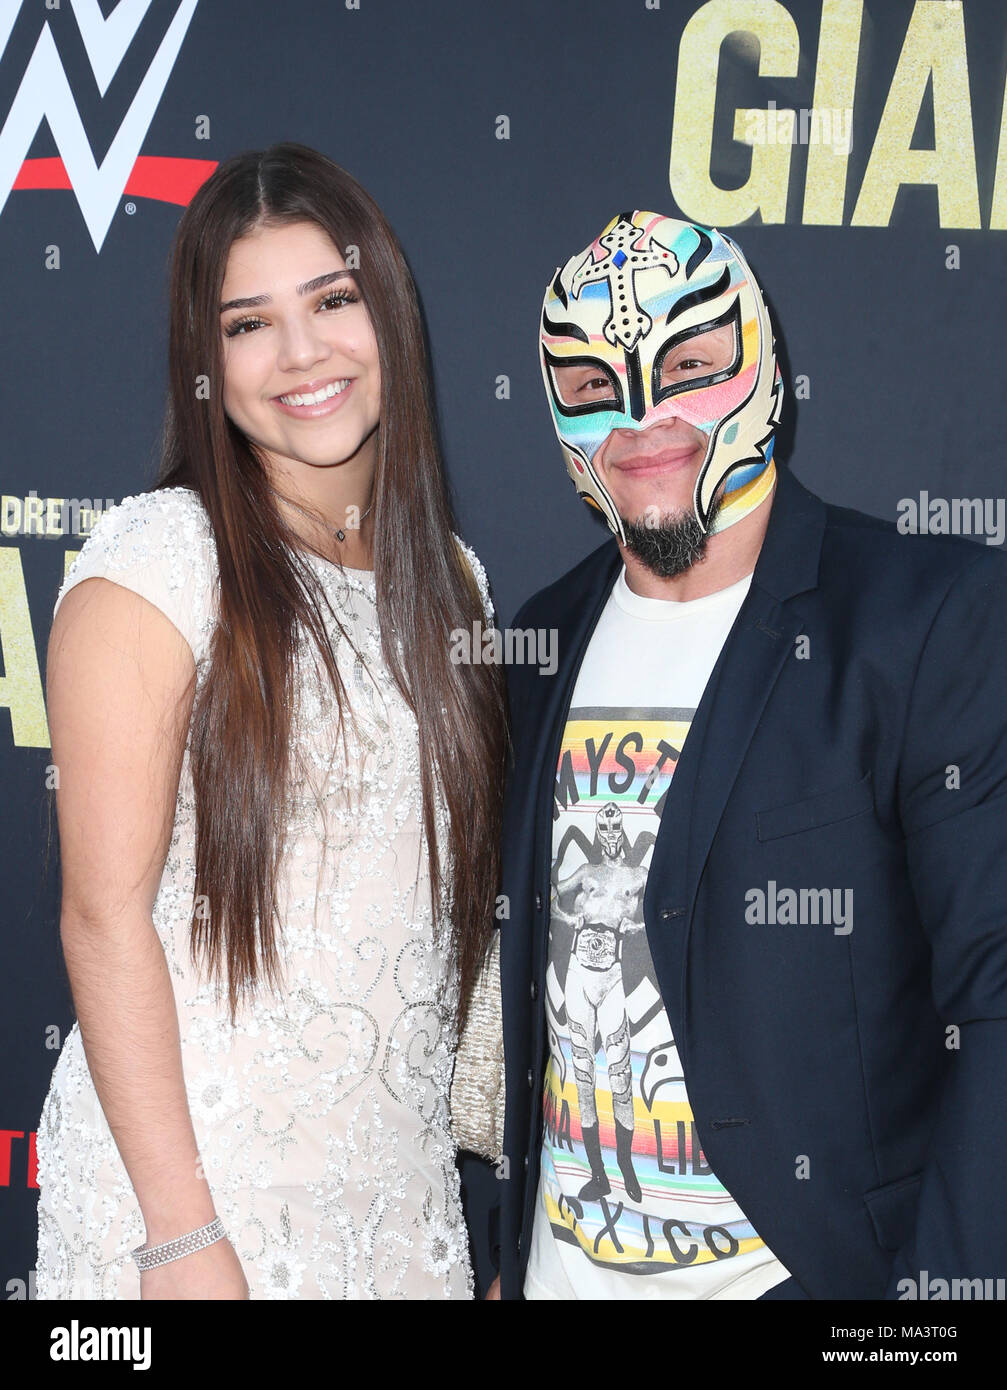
[0,1130,38,1188]
[0,0,214,251]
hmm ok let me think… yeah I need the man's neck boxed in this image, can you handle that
[619,484,776,601]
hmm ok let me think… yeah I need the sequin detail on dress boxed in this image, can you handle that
[35,486,493,1300]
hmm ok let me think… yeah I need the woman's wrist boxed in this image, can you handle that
[141,1181,218,1247]
[134,1215,227,1271]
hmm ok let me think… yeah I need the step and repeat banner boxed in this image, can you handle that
[2,0,1005,1300]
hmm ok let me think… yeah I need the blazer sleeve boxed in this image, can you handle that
[887,545,1007,1295]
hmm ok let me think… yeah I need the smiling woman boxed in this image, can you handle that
[35,143,507,1301]
[215,219,384,569]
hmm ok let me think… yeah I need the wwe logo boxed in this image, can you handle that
[0,0,198,251]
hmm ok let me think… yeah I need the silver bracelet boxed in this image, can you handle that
[132,1216,226,1271]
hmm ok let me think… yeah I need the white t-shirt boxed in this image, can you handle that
[524,564,791,1300]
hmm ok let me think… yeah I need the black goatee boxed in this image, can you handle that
[620,492,726,579]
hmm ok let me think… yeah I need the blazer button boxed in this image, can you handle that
[524,1154,529,1171]
[527,1068,534,1088]
[530,981,539,1001]
[535,892,543,911]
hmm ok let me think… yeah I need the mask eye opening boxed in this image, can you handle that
[651,297,743,407]
[543,346,624,417]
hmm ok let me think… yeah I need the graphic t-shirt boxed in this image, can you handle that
[524,566,791,1300]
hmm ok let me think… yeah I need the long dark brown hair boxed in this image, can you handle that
[155,142,506,1032]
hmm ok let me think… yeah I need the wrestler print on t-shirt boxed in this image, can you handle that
[541,706,773,1276]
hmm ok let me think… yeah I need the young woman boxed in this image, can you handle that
[35,142,507,1300]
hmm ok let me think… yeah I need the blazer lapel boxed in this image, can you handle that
[529,545,623,866]
[643,466,828,1020]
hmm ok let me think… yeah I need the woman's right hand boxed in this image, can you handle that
[140,1237,249,1300]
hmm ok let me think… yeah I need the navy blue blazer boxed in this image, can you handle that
[492,462,1007,1300]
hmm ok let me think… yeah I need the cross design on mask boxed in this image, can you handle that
[570,217,679,352]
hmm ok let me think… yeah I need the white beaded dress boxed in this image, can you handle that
[35,485,491,1300]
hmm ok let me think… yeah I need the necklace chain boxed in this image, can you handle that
[270,486,373,544]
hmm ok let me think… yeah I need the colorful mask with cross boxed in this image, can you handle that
[539,211,784,541]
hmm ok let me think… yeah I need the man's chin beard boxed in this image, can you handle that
[619,494,725,579]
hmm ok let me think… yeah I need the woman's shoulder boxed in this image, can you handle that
[452,534,494,627]
[65,485,212,565]
[54,486,217,660]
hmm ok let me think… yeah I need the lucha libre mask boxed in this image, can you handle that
[595,802,624,856]
[539,211,784,542]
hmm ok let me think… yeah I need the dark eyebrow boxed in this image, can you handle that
[219,268,353,314]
